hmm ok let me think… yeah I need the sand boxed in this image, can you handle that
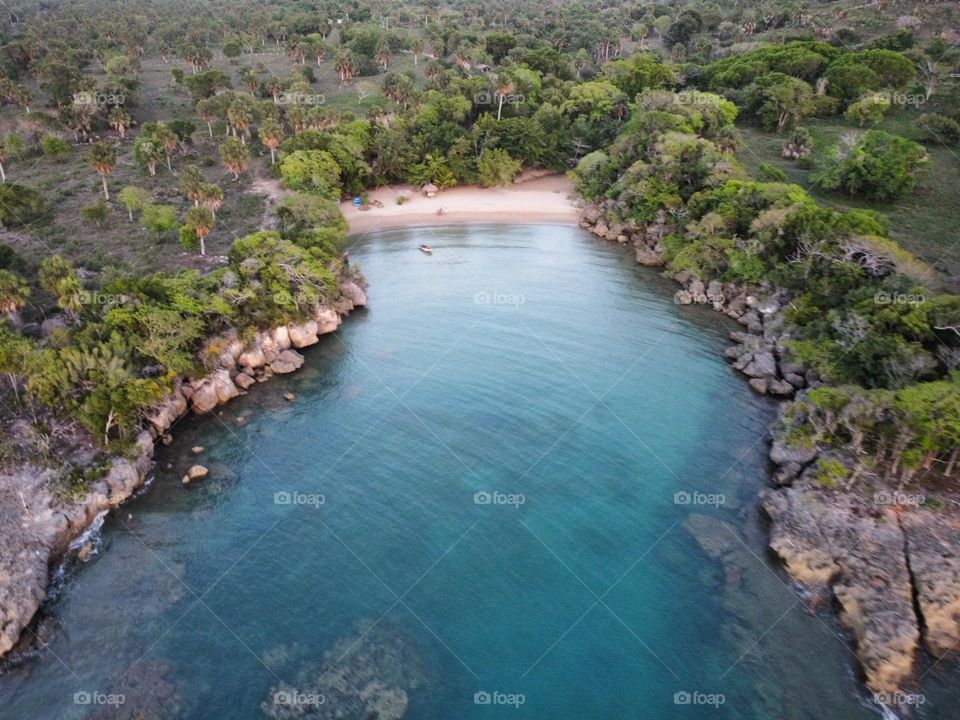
[338,172,579,237]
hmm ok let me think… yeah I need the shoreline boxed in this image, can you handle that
[339,173,579,237]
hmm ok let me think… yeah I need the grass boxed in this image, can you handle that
[735,111,960,290]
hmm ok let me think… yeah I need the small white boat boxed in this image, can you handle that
[418,244,433,255]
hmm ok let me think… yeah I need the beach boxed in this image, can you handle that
[338,172,579,236]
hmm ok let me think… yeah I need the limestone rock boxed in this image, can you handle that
[235,372,255,390]
[288,320,320,348]
[270,349,305,374]
[315,306,342,334]
[182,465,209,484]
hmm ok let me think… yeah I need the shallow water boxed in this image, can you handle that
[2,224,943,719]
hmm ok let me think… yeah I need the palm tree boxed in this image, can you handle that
[227,96,256,144]
[411,38,423,66]
[108,106,131,138]
[0,269,29,326]
[199,183,224,220]
[197,98,216,138]
[186,206,214,256]
[179,164,205,206]
[219,137,250,181]
[376,38,391,71]
[87,141,116,200]
[154,123,178,171]
[494,74,515,121]
[134,138,164,176]
[259,117,284,165]
[334,48,358,84]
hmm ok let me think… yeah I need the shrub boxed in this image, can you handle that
[39,134,70,160]
[0,183,49,228]
[916,113,960,146]
[818,130,927,201]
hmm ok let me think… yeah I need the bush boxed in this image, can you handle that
[916,113,960,146]
[0,183,49,228]
[477,148,522,187]
[39,135,70,160]
[80,200,111,226]
[818,130,927,201]
[758,162,787,182]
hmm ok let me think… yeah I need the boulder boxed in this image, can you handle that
[182,465,209,484]
[769,439,818,466]
[235,372,256,390]
[238,346,267,370]
[270,349,305,374]
[315,306,342,334]
[743,350,777,378]
[748,377,769,394]
[288,320,320,348]
[272,326,291,351]
[211,369,239,404]
[636,245,663,266]
[341,281,368,307]
[591,221,609,237]
[190,383,219,414]
[768,379,795,397]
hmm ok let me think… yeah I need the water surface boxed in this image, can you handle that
[1,225,918,719]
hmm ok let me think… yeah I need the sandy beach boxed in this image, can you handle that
[339,172,579,237]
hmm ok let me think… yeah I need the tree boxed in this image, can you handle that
[198,183,224,219]
[219,137,250,181]
[87,142,116,200]
[118,186,150,221]
[179,164,205,206]
[227,95,257,143]
[278,150,341,197]
[819,130,927,201]
[334,48,359,84]
[196,98,217,137]
[411,37,423,66]
[259,117,285,165]
[39,255,82,317]
[108,106,131,138]
[917,114,960,146]
[746,73,815,133]
[133,137,164,176]
[845,93,890,127]
[182,206,215,255]
[80,200,111,226]
[477,148,522,187]
[494,74,515,122]
[0,269,29,325]
[223,39,243,61]
[141,204,178,238]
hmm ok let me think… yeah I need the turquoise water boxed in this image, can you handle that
[0,225,933,719]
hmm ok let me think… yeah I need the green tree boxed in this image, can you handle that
[477,148,522,187]
[141,204,178,238]
[219,137,250,181]
[278,150,341,197]
[87,141,116,200]
[819,130,927,201]
[117,186,150,222]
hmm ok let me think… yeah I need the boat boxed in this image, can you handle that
[418,244,433,255]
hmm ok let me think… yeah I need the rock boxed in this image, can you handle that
[739,310,761,328]
[748,377,769,394]
[582,205,601,224]
[688,280,705,299]
[272,326,291,351]
[77,543,94,562]
[769,439,818,467]
[315,306,342,334]
[288,320,320,348]
[901,512,960,657]
[270,349,305,374]
[210,369,239,404]
[238,346,267,370]
[674,289,693,305]
[591,221,609,237]
[616,234,628,244]
[743,350,777,378]
[191,446,204,455]
[636,245,663,267]
[235,372,255,390]
[190,382,218,414]
[773,462,802,485]
[784,372,806,389]
[768,379,795,397]
[182,465,209,484]
[161,433,173,446]
[284,392,295,401]
[763,486,920,694]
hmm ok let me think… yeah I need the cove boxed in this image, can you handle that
[1,225,892,719]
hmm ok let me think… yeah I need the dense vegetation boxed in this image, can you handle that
[0,0,958,489]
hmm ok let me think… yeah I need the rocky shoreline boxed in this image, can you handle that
[579,201,960,711]
[0,280,367,663]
